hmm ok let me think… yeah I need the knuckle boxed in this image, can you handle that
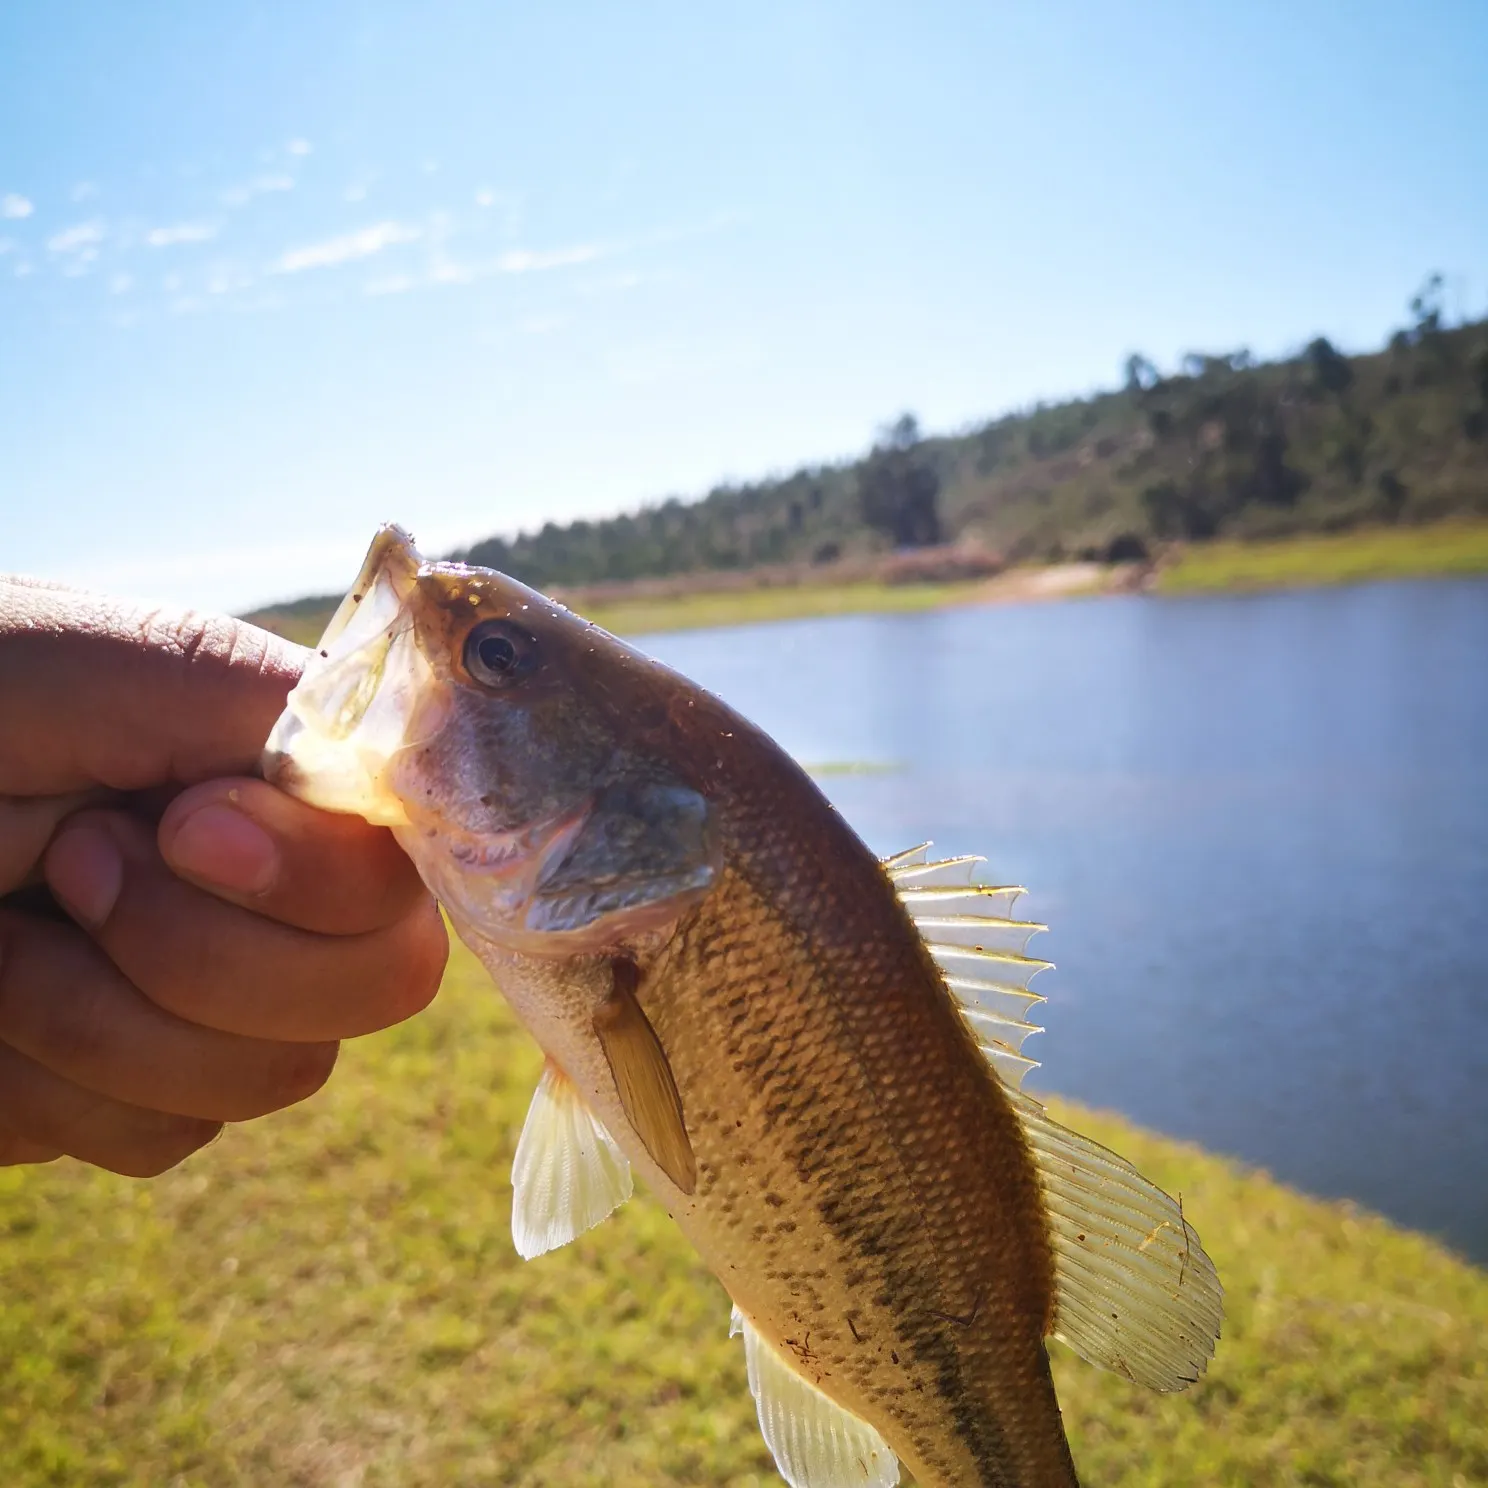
[278,1041,340,1107]
[237,1041,340,1118]
[111,1118,221,1179]
[0,1130,62,1166]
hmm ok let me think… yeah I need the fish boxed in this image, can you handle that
[262,525,1222,1488]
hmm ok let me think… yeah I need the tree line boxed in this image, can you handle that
[256,275,1488,625]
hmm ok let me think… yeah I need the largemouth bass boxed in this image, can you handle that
[263,526,1221,1487]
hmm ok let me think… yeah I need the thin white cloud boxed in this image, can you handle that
[365,274,414,296]
[498,245,600,274]
[207,264,253,295]
[474,188,495,207]
[343,183,368,203]
[422,238,604,291]
[0,238,12,255]
[287,139,312,156]
[220,173,294,207]
[430,260,475,285]
[275,220,421,273]
[48,221,103,254]
[72,182,98,202]
[146,221,218,247]
[110,272,132,294]
[2,193,34,219]
[13,261,34,278]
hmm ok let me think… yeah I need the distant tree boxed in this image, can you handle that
[1141,480,1211,540]
[858,413,942,548]
[1248,427,1306,507]
[1377,469,1408,522]
[1105,532,1150,563]
[1180,350,1250,380]
[1123,352,1160,393]
[1304,336,1354,397]
[1410,273,1446,340]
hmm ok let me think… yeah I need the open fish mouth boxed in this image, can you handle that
[262,525,440,824]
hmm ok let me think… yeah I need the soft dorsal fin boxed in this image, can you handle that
[510,1059,633,1260]
[1006,1086,1223,1390]
[729,1306,899,1488]
[884,844,1223,1390]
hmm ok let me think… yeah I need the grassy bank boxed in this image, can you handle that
[581,578,974,639]
[245,579,977,649]
[2,943,1484,1487]
[1156,519,1488,596]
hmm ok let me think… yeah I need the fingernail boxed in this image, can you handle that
[165,803,278,897]
[45,825,124,930]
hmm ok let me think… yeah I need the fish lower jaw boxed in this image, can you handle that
[399,804,592,945]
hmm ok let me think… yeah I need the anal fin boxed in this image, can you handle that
[730,1306,899,1488]
[510,1059,633,1260]
[593,957,697,1194]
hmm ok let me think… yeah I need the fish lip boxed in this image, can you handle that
[316,524,423,652]
[259,525,437,824]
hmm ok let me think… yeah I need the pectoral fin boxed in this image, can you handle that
[510,1059,633,1260]
[593,958,697,1194]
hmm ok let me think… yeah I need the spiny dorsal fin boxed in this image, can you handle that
[883,843,1223,1390]
[886,843,1048,1090]
[510,1059,633,1260]
[593,958,697,1194]
[729,1306,899,1488]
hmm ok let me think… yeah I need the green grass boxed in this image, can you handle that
[2,944,1484,1487]
[583,581,976,637]
[1158,519,1488,595]
[250,581,981,649]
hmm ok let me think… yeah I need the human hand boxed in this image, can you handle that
[0,576,448,1174]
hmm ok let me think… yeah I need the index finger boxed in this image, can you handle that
[0,575,308,796]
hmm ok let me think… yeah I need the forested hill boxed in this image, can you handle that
[251,277,1488,622]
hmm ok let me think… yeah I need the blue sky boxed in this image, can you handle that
[2,1,1485,613]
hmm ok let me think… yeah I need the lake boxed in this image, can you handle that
[641,577,1488,1264]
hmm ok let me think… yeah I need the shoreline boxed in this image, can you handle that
[586,518,1488,636]
[246,518,1488,645]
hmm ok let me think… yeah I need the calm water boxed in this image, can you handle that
[642,578,1488,1264]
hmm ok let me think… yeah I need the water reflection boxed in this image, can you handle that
[644,578,1488,1262]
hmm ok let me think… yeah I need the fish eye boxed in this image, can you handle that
[463,619,539,687]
